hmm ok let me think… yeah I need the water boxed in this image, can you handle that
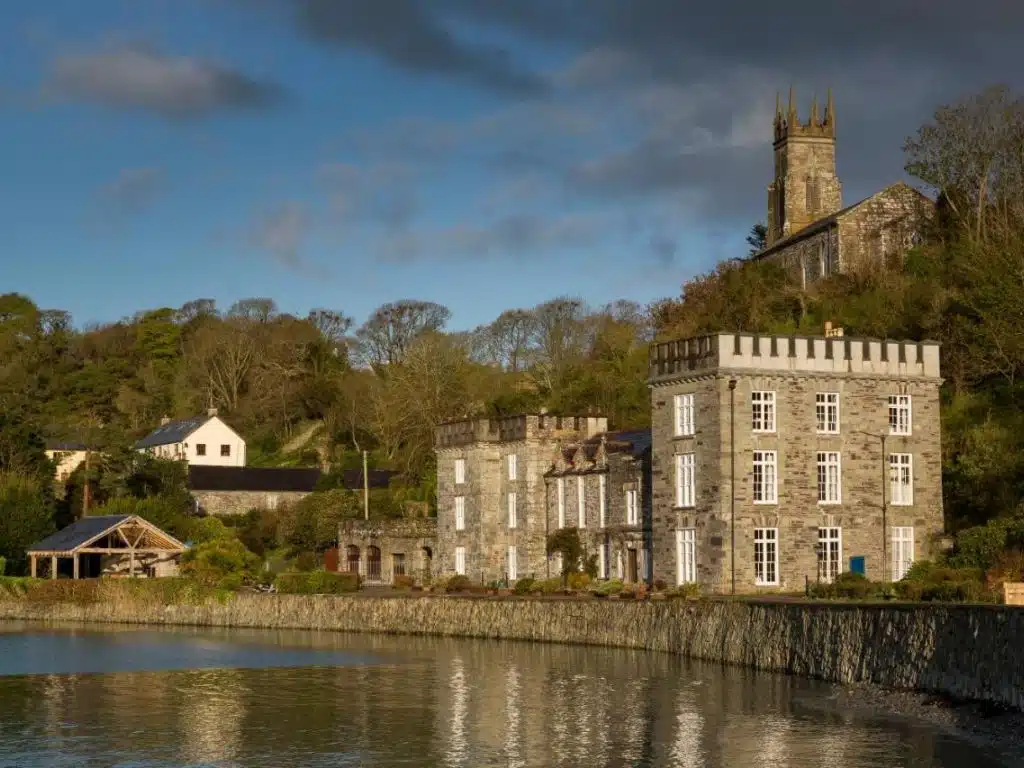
[0,622,1012,767]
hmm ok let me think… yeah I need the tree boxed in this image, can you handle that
[0,473,55,574]
[746,221,768,254]
[354,300,451,369]
[481,309,537,372]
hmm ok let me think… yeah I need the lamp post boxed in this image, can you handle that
[855,430,888,582]
[728,378,737,595]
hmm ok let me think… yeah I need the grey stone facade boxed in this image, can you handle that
[193,490,311,516]
[760,91,933,279]
[543,431,652,584]
[434,414,607,584]
[648,332,944,594]
[337,518,436,585]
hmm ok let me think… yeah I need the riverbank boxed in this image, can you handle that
[1,585,1022,713]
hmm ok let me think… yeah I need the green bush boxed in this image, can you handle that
[274,570,360,594]
[593,579,624,596]
[180,538,260,589]
[534,577,563,594]
[0,556,6,576]
[894,562,990,602]
[513,577,535,594]
[445,575,472,593]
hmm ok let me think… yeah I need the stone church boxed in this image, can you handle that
[755,90,933,283]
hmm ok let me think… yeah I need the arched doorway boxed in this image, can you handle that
[367,546,382,582]
[346,545,360,575]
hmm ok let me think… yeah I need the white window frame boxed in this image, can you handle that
[507,545,517,582]
[892,526,915,581]
[598,541,608,580]
[598,473,607,528]
[817,527,842,584]
[507,453,517,481]
[889,453,914,506]
[751,390,777,433]
[754,528,779,586]
[454,496,466,531]
[676,528,696,585]
[577,476,586,528]
[674,393,695,437]
[454,546,466,576]
[556,477,565,528]
[816,451,842,505]
[454,458,466,485]
[625,489,639,526]
[752,450,778,504]
[507,491,517,529]
[675,453,696,508]
[888,394,912,436]
[815,392,839,434]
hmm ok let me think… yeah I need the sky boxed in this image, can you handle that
[3,0,1023,331]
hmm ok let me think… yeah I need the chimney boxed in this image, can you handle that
[160,415,171,426]
[207,407,218,418]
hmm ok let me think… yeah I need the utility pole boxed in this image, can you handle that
[363,450,369,521]
[728,379,737,595]
[82,449,91,518]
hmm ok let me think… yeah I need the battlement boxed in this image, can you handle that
[774,88,835,145]
[434,413,608,450]
[649,333,941,383]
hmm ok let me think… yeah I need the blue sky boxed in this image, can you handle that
[3,1,1022,331]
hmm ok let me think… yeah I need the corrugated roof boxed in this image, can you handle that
[135,415,212,448]
[28,515,130,553]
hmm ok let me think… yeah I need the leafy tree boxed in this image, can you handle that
[0,473,56,574]
[180,537,260,589]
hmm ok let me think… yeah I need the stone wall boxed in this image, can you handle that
[837,183,933,274]
[337,518,436,584]
[2,595,1021,709]
[193,490,310,516]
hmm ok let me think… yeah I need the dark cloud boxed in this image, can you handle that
[285,0,543,94]
[98,167,166,214]
[249,203,330,278]
[46,42,285,119]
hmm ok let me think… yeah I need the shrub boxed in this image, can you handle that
[513,577,535,594]
[445,575,472,593]
[393,574,415,590]
[894,561,990,602]
[0,556,6,576]
[566,572,591,591]
[986,550,1024,594]
[534,578,563,594]
[274,570,360,594]
[594,579,624,596]
[653,578,667,592]
[180,538,260,589]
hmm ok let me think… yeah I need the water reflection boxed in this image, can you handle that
[0,623,1009,767]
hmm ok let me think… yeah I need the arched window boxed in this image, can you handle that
[346,545,360,575]
[367,546,382,582]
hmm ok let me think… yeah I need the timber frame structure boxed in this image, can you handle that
[27,515,187,580]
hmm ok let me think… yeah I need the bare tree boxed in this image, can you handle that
[184,320,259,413]
[354,300,451,369]
[228,298,278,324]
[482,309,537,372]
[531,297,588,389]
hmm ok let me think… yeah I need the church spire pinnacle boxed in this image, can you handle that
[810,93,819,125]
[787,86,797,124]
[825,88,835,131]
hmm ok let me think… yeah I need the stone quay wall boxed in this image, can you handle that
[1,596,1020,709]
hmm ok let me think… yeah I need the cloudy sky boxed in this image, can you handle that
[3,1,1022,329]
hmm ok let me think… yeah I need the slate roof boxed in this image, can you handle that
[45,441,90,451]
[602,428,653,458]
[135,415,213,449]
[188,466,322,492]
[28,515,129,553]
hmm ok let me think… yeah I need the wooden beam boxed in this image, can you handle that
[30,555,37,578]
[27,547,186,556]
[50,555,57,580]
[73,554,80,580]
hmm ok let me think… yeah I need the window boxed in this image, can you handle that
[220,444,231,457]
[556,478,565,528]
[577,476,586,528]
[392,553,406,578]
[454,546,466,576]
[507,454,517,481]
[754,528,779,586]
[676,453,696,508]
[454,496,465,531]
[752,451,778,504]
[674,393,695,437]
[507,492,517,529]
[598,541,608,579]
[677,528,696,585]
[195,443,207,456]
[817,451,842,504]
[507,546,518,582]
[888,395,912,435]
[817,527,841,583]
[892,527,915,581]
[816,393,839,434]
[751,391,776,432]
[454,458,466,485]
[598,474,607,528]
[890,454,913,506]
[625,489,639,526]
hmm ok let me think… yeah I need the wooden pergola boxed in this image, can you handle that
[27,514,187,579]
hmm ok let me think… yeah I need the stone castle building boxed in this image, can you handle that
[648,331,944,593]
[756,90,933,282]
[543,430,652,583]
[434,414,608,583]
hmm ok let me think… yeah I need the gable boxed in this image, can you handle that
[189,417,246,448]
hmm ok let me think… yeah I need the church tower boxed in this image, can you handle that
[766,89,842,246]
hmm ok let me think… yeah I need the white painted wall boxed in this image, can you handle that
[144,417,247,467]
[46,450,88,481]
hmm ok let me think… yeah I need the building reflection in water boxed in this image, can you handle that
[178,668,247,766]
[503,665,523,768]
[444,655,469,768]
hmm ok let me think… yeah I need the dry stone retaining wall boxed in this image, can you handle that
[1,595,1020,709]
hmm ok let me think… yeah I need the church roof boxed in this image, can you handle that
[752,182,931,261]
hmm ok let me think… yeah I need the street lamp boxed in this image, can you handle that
[855,429,888,582]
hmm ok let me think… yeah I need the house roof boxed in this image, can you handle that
[602,428,653,458]
[45,441,90,452]
[188,465,323,492]
[135,415,214,448]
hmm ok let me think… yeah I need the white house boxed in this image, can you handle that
[45,441,91,482]
[135,409,247,467]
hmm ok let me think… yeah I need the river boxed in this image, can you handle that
[0,622,1014,767]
